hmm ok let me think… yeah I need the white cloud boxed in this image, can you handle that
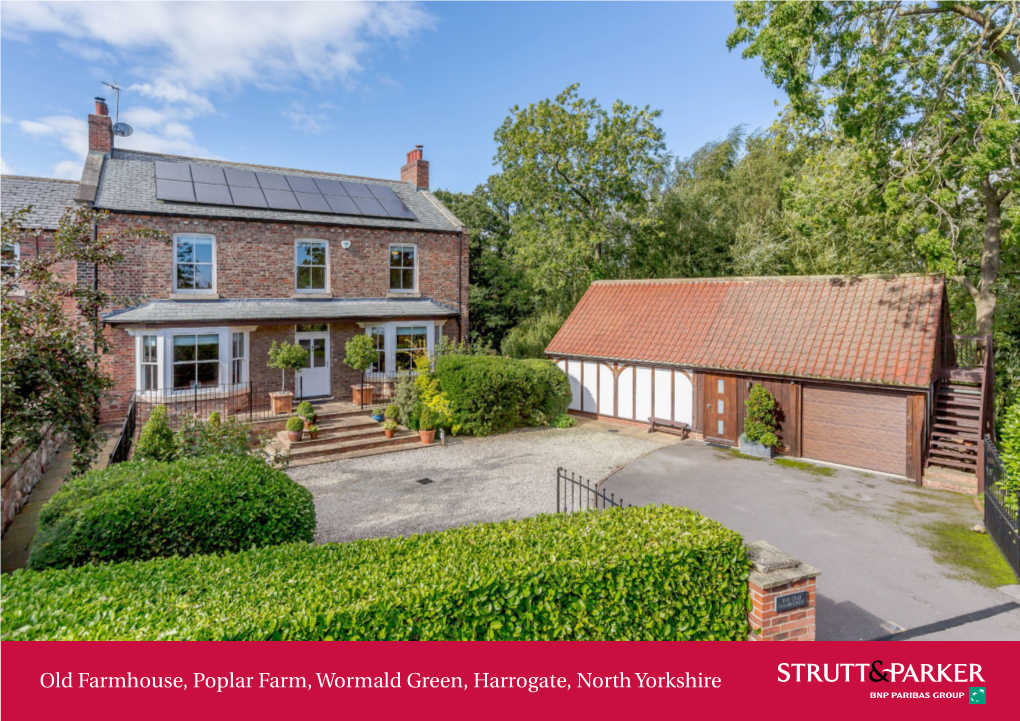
[283,101,330,135]
[19,115,89,158]
[52,159,81,180]
[57,39,114,62]
[1,157,12,174]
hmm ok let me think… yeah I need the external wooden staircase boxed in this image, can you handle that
[273,400,424,468]
[923,335,994,495]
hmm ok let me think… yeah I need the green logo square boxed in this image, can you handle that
[969,687,986,704]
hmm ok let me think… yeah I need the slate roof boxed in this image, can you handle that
[93,149,463,233]
[103,298,459,325]
[546,275,945,388]
[1,176,79,229]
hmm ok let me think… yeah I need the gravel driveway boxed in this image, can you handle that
[288,419,678,543]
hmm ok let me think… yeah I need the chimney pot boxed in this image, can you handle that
[94,97,109,116]
[89,98,114,153]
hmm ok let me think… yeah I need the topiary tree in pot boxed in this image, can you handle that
[344,333,377,409]
[267,341,309,415]
[740,383,779,459]
[134,405,177,462]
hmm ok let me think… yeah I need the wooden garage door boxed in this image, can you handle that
[801,386,907,476]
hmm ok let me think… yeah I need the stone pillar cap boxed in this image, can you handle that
[746,540,820,589]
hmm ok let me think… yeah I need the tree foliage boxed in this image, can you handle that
[1,206,165,473]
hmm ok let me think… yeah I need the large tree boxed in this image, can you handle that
[491,84,667,311]
[1,207,164,473]
[730,1,1019,335]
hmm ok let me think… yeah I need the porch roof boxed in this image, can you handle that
[102,297,459,325]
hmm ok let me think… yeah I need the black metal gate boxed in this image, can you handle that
[984,437,1019,581]
[556,467,627,513]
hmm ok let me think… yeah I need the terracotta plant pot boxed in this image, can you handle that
[270,391,294,415]
[287,430,303,443]
[303,419,313,430]
[384,428,396,439]
[419,429,436,444]
[309,431,320,440]
[352,384,374,407]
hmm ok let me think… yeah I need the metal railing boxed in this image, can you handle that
[984,437,1019,581]
[360,370,415,406]
[556,467,628,513]
[133,381,283,431]
[108,397,136,465]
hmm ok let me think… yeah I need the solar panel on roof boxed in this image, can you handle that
[368,185,400,202]
[313,178,347,196]
[379,199,416,219]
[325,195,362,215]
[156,178,196,202]
[256,172,291,191]
[263,189,301,210]
[190,164,227,185]
[286,175,319,194]
[341,181,374,199]
[295,192,331,213]
[353,197,387,217]
[228,186,268,208]
[194,183,233,205]
[224,168,259,187]
[155,161,192,182]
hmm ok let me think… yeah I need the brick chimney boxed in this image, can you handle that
[401,145,429,190]
[89,97,113,153]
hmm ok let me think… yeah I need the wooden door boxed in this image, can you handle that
[704,374,737,444]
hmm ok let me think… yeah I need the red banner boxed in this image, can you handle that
[1,641,1012,719]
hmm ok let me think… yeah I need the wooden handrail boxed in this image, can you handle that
[975,334,994,494]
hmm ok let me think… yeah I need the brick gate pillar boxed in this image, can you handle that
[746,541,820,641]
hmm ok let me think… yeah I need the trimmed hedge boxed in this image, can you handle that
[3,506,751,641]
[434,355,572,435]
[27,455,315,570]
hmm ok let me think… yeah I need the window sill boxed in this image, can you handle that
[387,291,421,298]
[170,292,220,300]
[291,292,333,299]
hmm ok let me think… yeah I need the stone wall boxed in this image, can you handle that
[1,429,63,535]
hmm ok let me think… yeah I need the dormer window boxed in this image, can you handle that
[174,234,216,293]
[295,240,328,292]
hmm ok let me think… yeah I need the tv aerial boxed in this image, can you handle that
[102,80,133,137]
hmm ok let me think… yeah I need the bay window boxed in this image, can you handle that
[231,332,246,385]
[141,335,159,391]
[130,327,253,394]
[395,326,427,371]
[370,326,386,373]
[172,334,220,389]
[362,320,443,376]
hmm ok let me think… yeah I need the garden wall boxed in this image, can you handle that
[1,427,63,535]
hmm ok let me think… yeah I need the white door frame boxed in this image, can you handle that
[294,326,331,398]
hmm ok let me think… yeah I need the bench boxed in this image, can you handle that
[648,417,690,439]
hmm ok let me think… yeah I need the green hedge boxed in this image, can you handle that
[27,455,315,570]
[3,506,750,641]
[434,355,572,435]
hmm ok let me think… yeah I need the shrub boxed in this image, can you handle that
[133,406,176,462]
[418,407,437,431]
[267,341,309,391]
[742,384,779,448]
[384,404,399,420]
[285,416,304,433]
[1000,402,1020,509]
[175,414,252,458]
[295,401,315,420]
[26,455,315,571]
[393,372,419,429]
[207,411,221,425]
[550,413,576,429]
[501,310,566,359]
[414,352,452,430]
[4,506,749,641]
[433,355,571,435]
[383,419,398,431]
[344,334,376,374]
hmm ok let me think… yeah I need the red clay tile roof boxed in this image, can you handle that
[545,275,945,387]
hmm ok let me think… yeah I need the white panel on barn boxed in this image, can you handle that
[617,366,635,420]
[654,368,672,421]
[635,366,653,422]
[581,362,598,413]
[673,371,693,425]
[565,360,581,411]
[598,364,615,417]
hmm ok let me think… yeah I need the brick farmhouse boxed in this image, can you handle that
[3,98,469,425]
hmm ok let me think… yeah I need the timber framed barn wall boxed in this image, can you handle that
[546,275,947,482]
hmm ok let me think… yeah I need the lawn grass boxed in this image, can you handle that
[912,521,1017,588]
[774,457,836,477]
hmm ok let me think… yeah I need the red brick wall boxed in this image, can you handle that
[13,231,78,319]
[95,213,469,422]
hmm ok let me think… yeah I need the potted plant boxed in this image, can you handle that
[307,425,320,440]
[418,407,436,445]
[739,383,780,459]
[285,415,305,443]
[384,404,399,422]
[296,400,317,428]
[383,419,398,439]
[344,333,377,408]
[267,341,310,415]
[371,407,384,422]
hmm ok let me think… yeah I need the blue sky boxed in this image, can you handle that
[0,1,785,193]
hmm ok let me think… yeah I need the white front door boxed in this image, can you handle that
[295,331,330,398]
